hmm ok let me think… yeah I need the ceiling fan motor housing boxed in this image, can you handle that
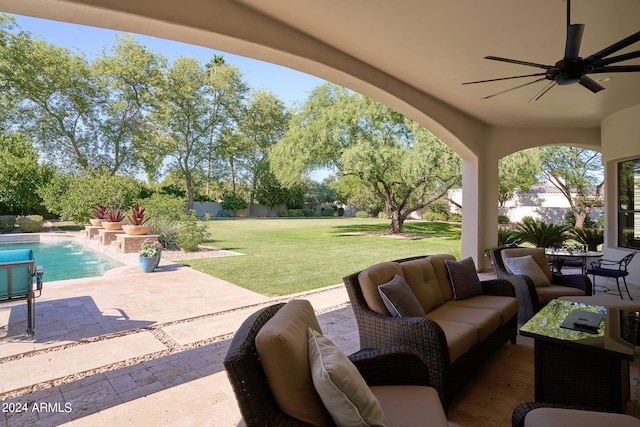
[551,58,586,85]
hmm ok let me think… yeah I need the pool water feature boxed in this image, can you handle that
[0,241,124,282]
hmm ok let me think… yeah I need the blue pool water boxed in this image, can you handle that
[0,241,123,282]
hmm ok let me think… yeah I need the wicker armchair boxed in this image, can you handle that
[492,247,592,326]
[512,402,640,427]
[342,255,518,409]
[223,302,448,427]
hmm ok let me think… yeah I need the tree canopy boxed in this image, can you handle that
[271,83,461,232]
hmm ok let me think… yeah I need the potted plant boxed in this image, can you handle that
[89,204,107,226]
[101,208,126,230]
[122,202,152,235]
[138,238,163,273]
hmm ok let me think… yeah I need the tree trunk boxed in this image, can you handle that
[388,210,405,233]
[573,208,588,229]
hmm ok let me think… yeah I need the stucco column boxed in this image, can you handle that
[462,155,498,271]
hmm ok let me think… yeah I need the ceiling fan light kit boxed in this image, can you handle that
[463,0,640,100]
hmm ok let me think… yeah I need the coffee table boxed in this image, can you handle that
[520,299,638,413]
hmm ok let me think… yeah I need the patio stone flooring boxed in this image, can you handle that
[1,241,639,426]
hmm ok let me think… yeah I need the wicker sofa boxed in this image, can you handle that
[492,247,592,326]
[342,254,518,408]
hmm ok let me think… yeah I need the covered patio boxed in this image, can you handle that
[2,242,639,425]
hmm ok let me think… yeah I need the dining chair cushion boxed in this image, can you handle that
[445,257,483,300]
[504,255,551,287]
[378,274,425,317]
[308,328,388,427]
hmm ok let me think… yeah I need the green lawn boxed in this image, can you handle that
[176,217,461,296]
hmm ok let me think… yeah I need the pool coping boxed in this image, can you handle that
[0,232,140,268]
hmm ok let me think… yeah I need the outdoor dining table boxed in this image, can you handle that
[544,248,603,274]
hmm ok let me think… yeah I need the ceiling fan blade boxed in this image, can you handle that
[462,73,547,85]
[564,24,585,60]
[584,31,640,63]
[529,81,557,102]
[592,50,640,67]
[481,77,548,99]
[591,65,640,73]
[485,56,552,70]
[579,76,605,93]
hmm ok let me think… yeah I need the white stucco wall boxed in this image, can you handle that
[601,104,640,282]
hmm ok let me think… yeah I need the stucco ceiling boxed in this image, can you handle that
[1,0,639,129]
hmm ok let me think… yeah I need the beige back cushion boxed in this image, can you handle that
[425,254,457,301]
[399,258,445,312]
[255,300,333,426]
[358,262,404,315]
[502,248,552,282]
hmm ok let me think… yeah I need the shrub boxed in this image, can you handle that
[288,209,303,217]
[422,211,448,221]
[177,211,211,252]
[514,217,569,248]
[355,211,369,218]
[337,207,345,217]
[570,227,604,251]
[17,215,44,233]
[377,211,390,219]
[498,214,510,224]
[449,213,462,222]
[38,171,141,224]
[149,216,180,250]
[320,206,334,216]
[143,194,186,221]
[277,209,288,217]
[0,215,16,232]
[302,209,314,217]
[221,192,248,216]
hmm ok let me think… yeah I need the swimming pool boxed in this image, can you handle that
[0,241,124,282]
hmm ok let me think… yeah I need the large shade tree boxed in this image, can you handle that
[539,146,603,228]
[271,83,461,233]
[498,148,542,207]
[236,89,290,214]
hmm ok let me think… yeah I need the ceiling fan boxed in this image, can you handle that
[462,0,640,101]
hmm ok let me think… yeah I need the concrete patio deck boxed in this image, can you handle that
[1,238,639,426]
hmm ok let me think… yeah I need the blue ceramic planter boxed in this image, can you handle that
[139,256,158,273]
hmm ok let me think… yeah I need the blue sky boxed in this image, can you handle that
[10,14,326,108]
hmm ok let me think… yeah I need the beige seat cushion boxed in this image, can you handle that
[524,407,640,427]
[371,385,448,427]
[448,295,519,325]
[429,318,477,362]
[428,304,502,342]
[255,300,332,426]
[536,285,585,305]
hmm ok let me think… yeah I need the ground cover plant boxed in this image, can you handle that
[176,217,461,296]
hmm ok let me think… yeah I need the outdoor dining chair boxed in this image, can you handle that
[586,252,637,300]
